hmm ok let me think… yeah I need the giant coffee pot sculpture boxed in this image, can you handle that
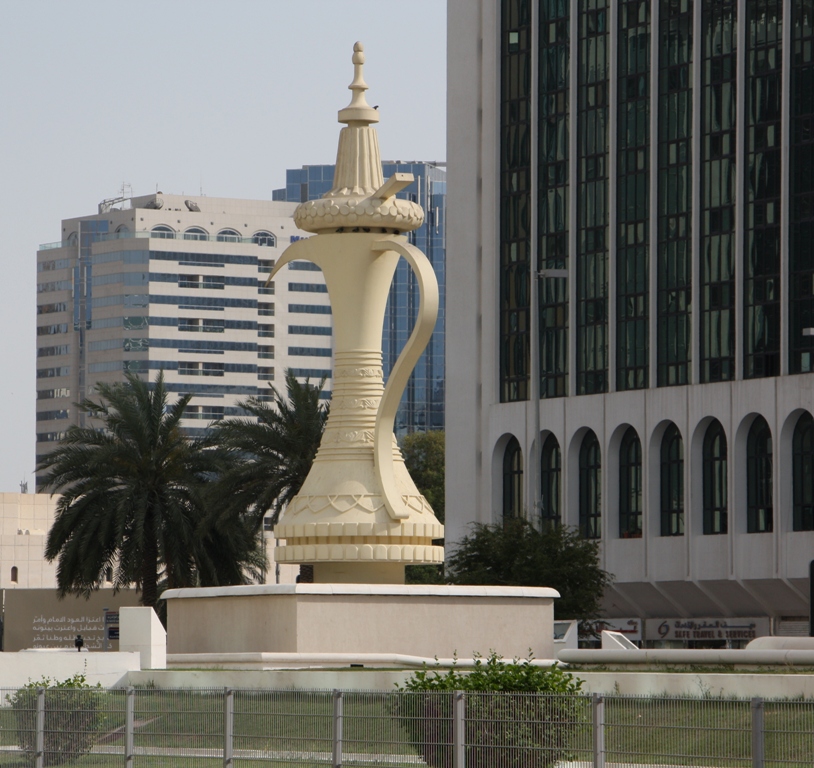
[268,43,444,584]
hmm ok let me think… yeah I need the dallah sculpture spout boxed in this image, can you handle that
[268,42,444,584]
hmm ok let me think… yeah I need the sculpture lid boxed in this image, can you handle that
[337,42,379,125]
[294,42,424,235]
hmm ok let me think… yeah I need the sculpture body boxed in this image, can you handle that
[269,43,444,583]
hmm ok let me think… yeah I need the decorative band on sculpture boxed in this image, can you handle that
[275,518,443,540]
[274,543,445,564]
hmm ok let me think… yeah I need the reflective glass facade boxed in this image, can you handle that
[619,427,643,537]
[503,437,524,519]
[790,1,814,373]
[744,0,783,379]
[538,0,570,397]
[274,162,446,434]
[657,0,693,387]
[660,423,685,535]
[579,430,602,538]
[616,0,650,390]
[702,419,728,534]
[700,0,737,382]
[501,0,533,402]
[539,433,561,528]
[576,0,610,395]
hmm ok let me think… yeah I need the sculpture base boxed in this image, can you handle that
[163,584,559,663]
[312,562,405,584]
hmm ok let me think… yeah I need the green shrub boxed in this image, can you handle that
[7,673,107,767]
[395,652,586,768]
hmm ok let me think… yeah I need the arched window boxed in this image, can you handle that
[115,224,130,234]
[793,412,814,531]
[253,231,277,247]
[619,428,642,538]
[703,420,728,534]
[747,416,773,533]
[579,431,601,539]
[184,227,208,241]
[502,437,523,521]
[660,424,684,536]
[10,566,17,583]
[217,228,241,242]
[539,435,561,530]
[151,225,175,239]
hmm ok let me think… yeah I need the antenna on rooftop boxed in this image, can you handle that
[19,478,28,494]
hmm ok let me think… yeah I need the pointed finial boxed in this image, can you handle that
[338,41,379,125]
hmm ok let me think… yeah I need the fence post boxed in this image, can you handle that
[125,687,135,768]
[224,688,234,768]
[592,693,605,768]
[751,697,765,768]
[35,687,45,768]
[332,689,343,768]
[453,690,465,768]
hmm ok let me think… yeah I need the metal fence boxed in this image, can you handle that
[0,687,812,767]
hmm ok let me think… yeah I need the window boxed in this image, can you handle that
[499,0,532,403]
[747,416,773,532]
[178,275,224,290]
[616,0,651,391]
[793,412,814,531]
[216,229,241,242]
[619,428,642,538]
[703,420,728,534]
[258,366,275,381]
[657,0,693,386]
[579,431,601,539]
[660,424,684,536]
[184,227,208,241]
[743,0,782,379]
[179,362,224,377]
[258,345,275,359]
[289,282,327,293]
[539,435,561,530]
[10,567,17,584]
[151,225,175,239]
[184,406,224,421]
[253,231,276,247]
[258,259,276,272]
[289,325,331,336]
[258,324,275,338]
[258,303,275,317]
[502,437,524,520]
[258,281,275,295]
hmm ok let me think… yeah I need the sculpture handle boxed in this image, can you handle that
[371,237,439,520]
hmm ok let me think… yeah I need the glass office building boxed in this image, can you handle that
[273,162,447,435]
[447,0,814,634]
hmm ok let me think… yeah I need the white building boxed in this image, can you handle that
[0,493,58,589]
[446,1,814,635]
[36,193,331,487]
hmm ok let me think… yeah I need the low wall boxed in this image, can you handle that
[123,667,814,699]
[0,650,140,689]
[163,584,558,660]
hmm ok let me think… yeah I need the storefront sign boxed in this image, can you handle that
[645,617,770,642]
[580,618,642,642]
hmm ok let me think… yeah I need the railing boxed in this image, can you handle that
[1,687,813,767]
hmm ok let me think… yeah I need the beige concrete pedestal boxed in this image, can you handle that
[163,584,559,667]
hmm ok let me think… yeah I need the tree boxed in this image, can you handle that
[37,372,262,608]
[401,430,446,584]
[211,370,329,529]
[401,430,445,524]
[445,520,613,619]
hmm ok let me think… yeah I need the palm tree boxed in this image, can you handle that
[211,370,329,530]
[37,372,262,608]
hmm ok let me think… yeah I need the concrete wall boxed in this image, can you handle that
[0,651,139,689]
[165,584,557,660]
[4,588,141,652]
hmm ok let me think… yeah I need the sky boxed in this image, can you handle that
[0,0,447,492]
